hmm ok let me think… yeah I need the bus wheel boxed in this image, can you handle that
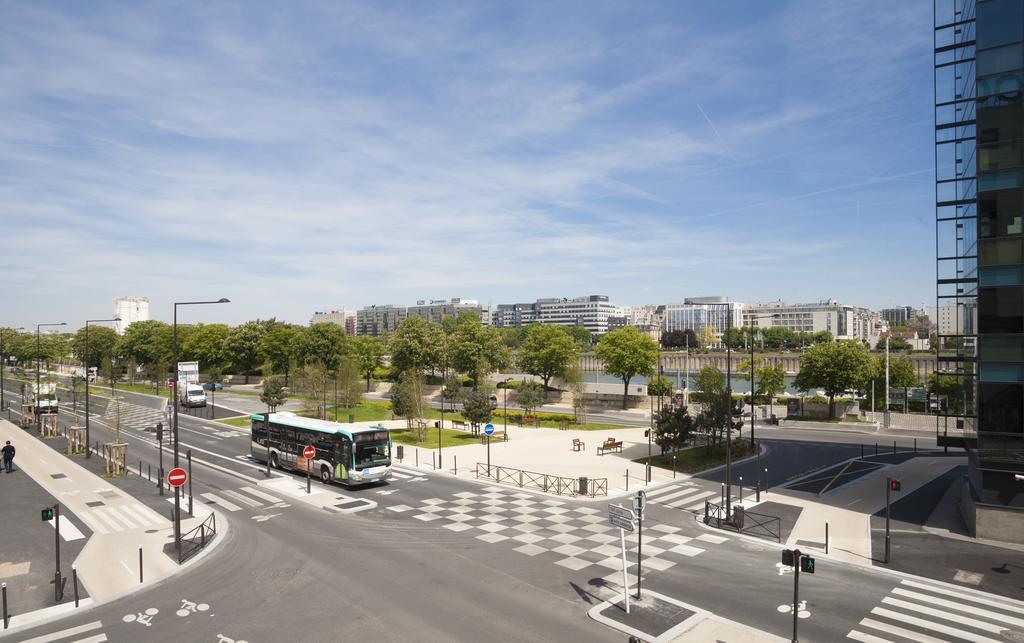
[270,453,279,469]
[320,466,331,483]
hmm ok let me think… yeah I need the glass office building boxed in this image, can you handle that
[935,0,1024,542]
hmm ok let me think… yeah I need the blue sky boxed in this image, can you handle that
[0,1,937,327]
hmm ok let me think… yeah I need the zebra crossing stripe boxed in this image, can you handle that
[880,596,1008,634]
[18,620,104,643]
[869,606,1003,643]
[389,471,412,480]
[240,486,285,503]
[856,617,945,643]
[222,489,262,508]
[890,587,1024,629]
[647,486,700,504]
[88,508,126,532]
[72,635,108,643]
[899,579,1024,613]
[661,489,711,508]
[77,512,109,535]
[119,504,165,527]
[846,630,893,643]
[675,491,716,510]
[200,492,242,512]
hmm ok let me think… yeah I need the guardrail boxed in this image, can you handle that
[703,500,781,542]
[474,463,607,497]
[178,512,217,563]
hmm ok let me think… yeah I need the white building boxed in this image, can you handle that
[114,297,149,335]
[489,295,620,335]
[310,309,356,335]
[743,299,858,340]
[663,297,743,346]
[491,303,540,328]
[406,298,482,324]
[355,305,407,336]
[927,303,966,336]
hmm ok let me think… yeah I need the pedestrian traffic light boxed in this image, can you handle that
[782,549,795,566]
[889,479,901,492]
[41,507,54,521]
[156,422,163,444]
[800,556,815,574]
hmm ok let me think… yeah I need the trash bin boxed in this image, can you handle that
[396,445,404,462]
[578,476,588,496]
[434,421,440,429]
[734,505,745,529]
[770,414,779,425]
[348,413,355,423]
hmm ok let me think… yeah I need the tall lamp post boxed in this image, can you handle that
[36,322,67,428]
[0,327,24,412]
[173,299,229,560]
[83,318,120,459]
[745,314,781,449]
[501,377,512,434]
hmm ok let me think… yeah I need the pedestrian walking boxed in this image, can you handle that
[2,440,14,473]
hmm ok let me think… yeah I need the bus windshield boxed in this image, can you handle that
[354,441,390,469]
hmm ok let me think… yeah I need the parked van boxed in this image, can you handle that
[178,383,207,408]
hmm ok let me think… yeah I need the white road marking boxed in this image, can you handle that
[891,587,1024,629]
[881,596,1008,634]
[869,606,1002,643]
[222,489,262,508]
[200,492,242,512]
[18,620,103,643]
[856,617,945,643]
[238,486,284,503]
[46,516,85,541]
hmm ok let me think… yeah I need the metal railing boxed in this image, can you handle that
[703,500,781,542]
[178,512,217,563]
[474,463,607,497]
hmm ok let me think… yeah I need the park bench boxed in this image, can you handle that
[572,438,585,451]
[452,420,467,431]
[481,430,507,442]
[596,438,623,455]
[522,415,540,428]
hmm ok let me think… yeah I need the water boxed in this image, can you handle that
[586,370,804,395]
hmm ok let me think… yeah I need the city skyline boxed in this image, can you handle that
[2,1,935,327]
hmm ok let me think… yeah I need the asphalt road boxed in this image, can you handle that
[3,377,1020,643]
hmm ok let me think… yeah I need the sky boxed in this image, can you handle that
[0,1,938,328]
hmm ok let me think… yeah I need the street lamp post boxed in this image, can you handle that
[724,305,733,520]
[83,318,120,459]
[0,327,24,412]
[746,314,780,450]
[36,322,67,428]
[173,299,229,561]
[502,378,512,434]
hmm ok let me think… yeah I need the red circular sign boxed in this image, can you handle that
[303,445,316,459]
[167,467,188,488]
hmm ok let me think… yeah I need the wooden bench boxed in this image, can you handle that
[572,438,585,451]
[482,430,507,442]
[452,420,467,431]
[596,438,623,455]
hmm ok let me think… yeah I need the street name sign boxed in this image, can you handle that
[167,467,188,488]
[303,445,316,459]
[608,504,636,532]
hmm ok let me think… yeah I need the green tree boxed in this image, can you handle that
[721,327,746,349]
[647,374,673,398]
[258,326,301,385]
[450,313,511,389]
[260,375,288,412]
[885,336,913,351]
[863,355,919,411]
[391,370,426,438]
[738,358,787,408]
[594,327,660,409]
[461,389,494,427]
[661,329,697,350]
[564,362,587,423]
[350,335,385,392]
[515,380,546,417]
[294,323,348,370]
[691,367,741,450]
[517,324,580,396]
[335,357,363,411]
[296,362,329,419]
[564,325,593,348]
[224,321,269,383]
[71,325,119,370]
[793,341,874,419]
[117,320,173,371]
[927,373,969,414]
[181,323,231,369]
[441,372,464,411]
[654,405,694,454]
[389,316,441,375]
[699,326,717,349]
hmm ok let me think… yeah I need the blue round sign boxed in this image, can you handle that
[484,423,494,435]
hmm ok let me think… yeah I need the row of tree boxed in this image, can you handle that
[660,327,834,351]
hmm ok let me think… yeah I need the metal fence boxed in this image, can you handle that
[703,500,781,542]
[178,512,217,563]
[474,463,607,497]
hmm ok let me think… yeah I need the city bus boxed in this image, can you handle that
[250,412,392,485]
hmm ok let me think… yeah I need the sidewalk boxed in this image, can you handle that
[0,418,220,629]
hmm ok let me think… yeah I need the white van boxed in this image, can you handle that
[178,383,207,408]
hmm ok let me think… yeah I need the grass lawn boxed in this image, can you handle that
[633,441,757,474]
[297,400,391,422]
[389,426,486,450]
[216,416,252,429]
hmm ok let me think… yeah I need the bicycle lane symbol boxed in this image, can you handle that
[176,599,211,617]
[123,607,159,627]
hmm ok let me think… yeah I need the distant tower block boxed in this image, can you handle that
[114,297,150,335]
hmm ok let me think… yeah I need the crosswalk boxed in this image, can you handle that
[847,578,1024,642]
[643,482,721,513]
[101,399,165,432]
[76,503,168,535]
[18,619,107,643]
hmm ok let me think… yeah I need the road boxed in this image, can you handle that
[3,376,1020,643]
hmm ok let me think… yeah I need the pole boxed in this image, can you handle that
[306,454,311,494]
[884,477,891,564]
[725,303,733,520]
[139,546,143,583]
[792,548,801,643]
[487,435,491,476]
[619,528,630,615]
[756,448,762,502]
[825,522,829,554]
[1,583,6,629]
[72,565,79,607]
[173,304,180,561]
[503,382,508,434]
[36,325,40,432]
[266,414,271,478]
[750,330,756,449]
[187,449,193,516]
[636,508,643,600]
[157,423,164,495]
[54,503,62,601]
[884,336,890,429]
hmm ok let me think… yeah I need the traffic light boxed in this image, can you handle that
[782,549,795,566]
[889,478,901,492]
[800,555,815,574]
[156,422,163,444]
[41,507,54,521]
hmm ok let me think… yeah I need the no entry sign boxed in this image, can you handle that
[167,467,188,488]
[303,445,316,459]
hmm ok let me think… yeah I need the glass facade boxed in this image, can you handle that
[937,0,1024,509]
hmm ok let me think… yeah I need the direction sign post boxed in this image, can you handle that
[633,490,646,600]
[608,504,636,614]
[484,424,494,475]
[304,445,315,494]
[167,467,187,488]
